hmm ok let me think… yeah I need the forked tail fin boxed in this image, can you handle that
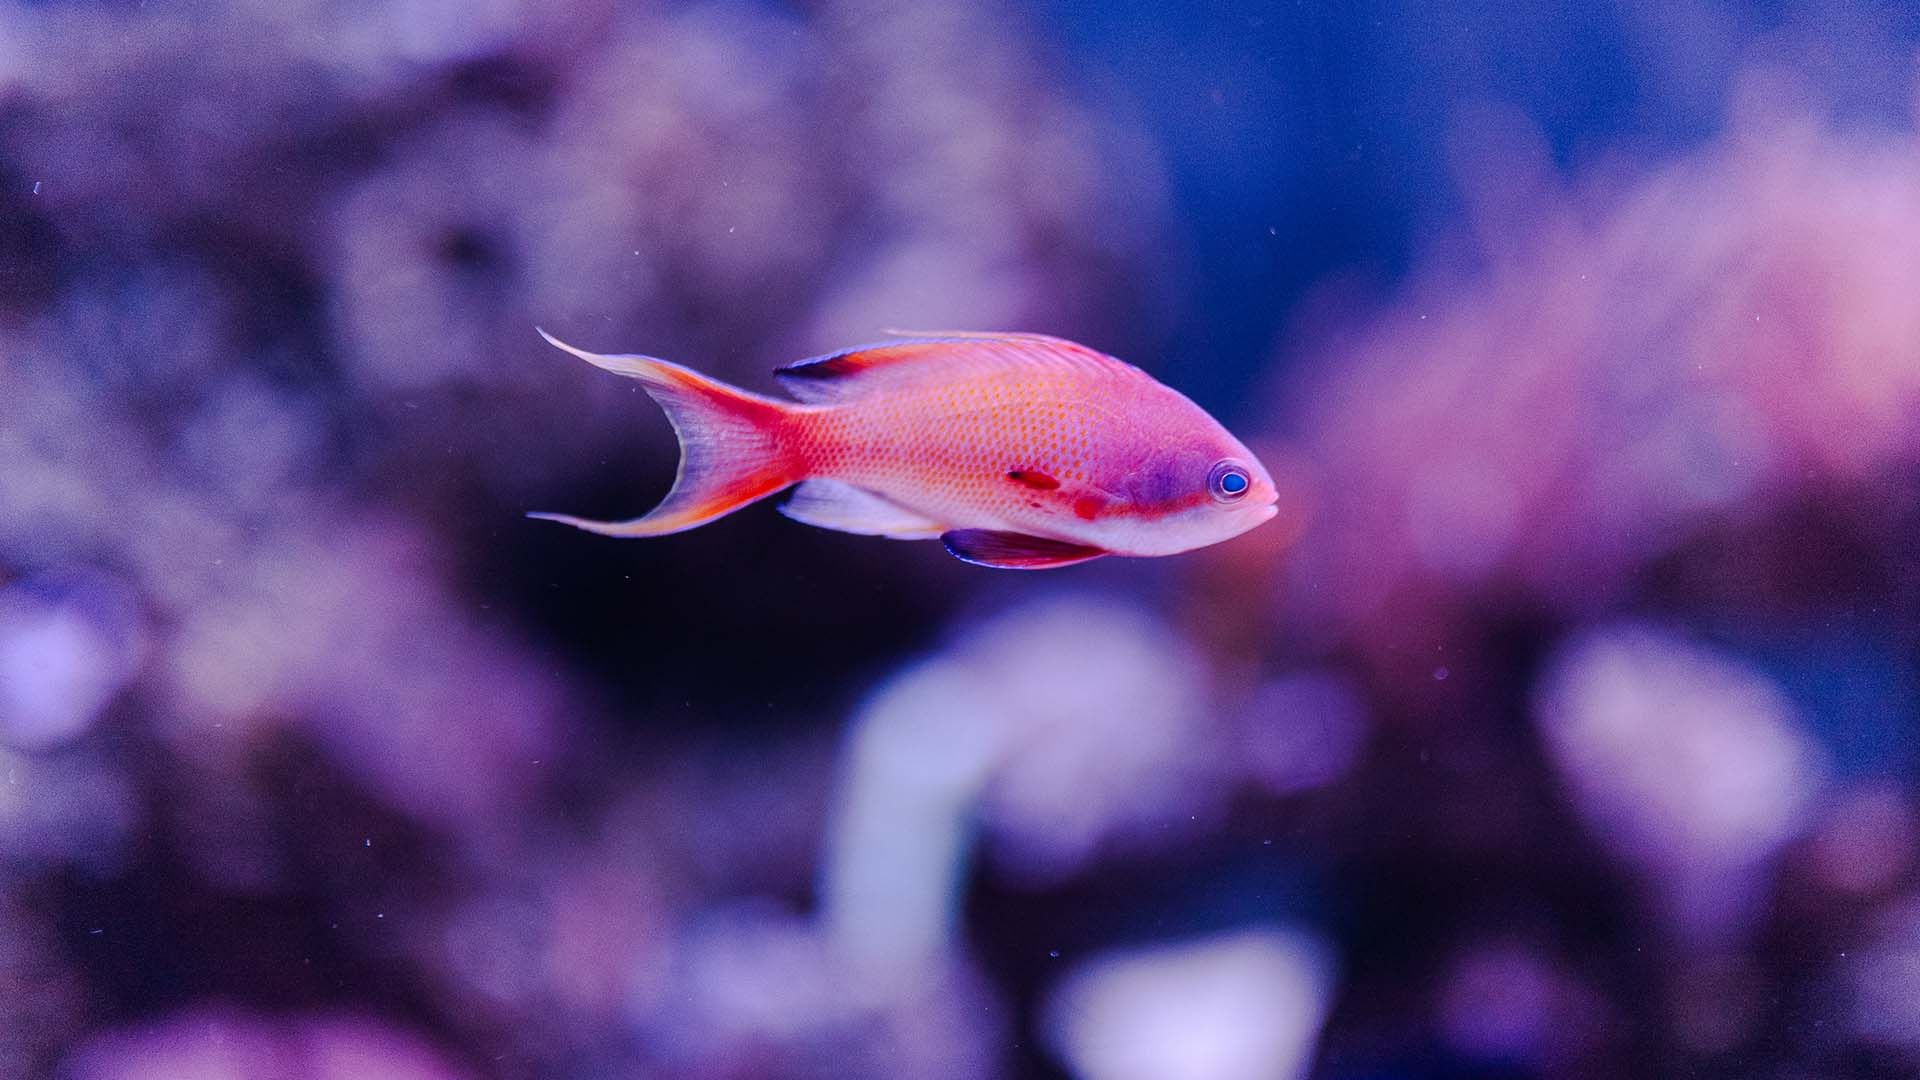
[530,329,803,537]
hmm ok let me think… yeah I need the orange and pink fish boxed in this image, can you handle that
[531,329,1277,569]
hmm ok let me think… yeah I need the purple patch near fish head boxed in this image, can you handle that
[1118,445,1216,514]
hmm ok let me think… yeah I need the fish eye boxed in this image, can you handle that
[1209,460,1252,502]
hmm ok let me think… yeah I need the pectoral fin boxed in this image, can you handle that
[939,529,1109,569]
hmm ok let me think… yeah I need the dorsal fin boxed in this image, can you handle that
[773,332,1137,404]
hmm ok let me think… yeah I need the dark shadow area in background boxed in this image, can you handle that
[1040,0,1646,415]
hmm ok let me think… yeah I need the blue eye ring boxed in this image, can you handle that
[1209,460,1252,502]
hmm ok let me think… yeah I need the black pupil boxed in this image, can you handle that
[1221,471,1246,494]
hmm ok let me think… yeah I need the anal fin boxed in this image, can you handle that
[940,529,1108,569]
[779,480,945,539]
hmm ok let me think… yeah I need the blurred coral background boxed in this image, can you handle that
[5,1,1920,1077]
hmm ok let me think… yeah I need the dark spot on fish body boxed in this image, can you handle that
[1072,494,1105,520]
[1007,469,1060,490]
